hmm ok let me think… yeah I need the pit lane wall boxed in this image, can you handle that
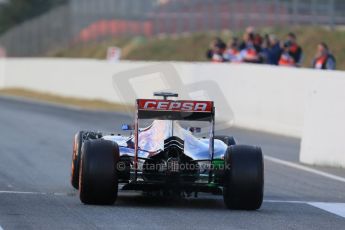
[0,58,344,167]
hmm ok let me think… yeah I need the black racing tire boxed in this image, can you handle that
[223,145,264,210]
[71,131,102,189]
[71,131,84,189]
[79,139,119,205]
[215,135,237,146]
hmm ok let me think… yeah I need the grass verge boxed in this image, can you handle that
[0,88,133,112]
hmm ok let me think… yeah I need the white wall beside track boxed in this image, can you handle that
[300,76,345,168]
[1,58,345,167]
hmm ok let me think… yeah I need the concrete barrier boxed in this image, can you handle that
[300,75,345,167]
[0,59,5,88]
[1,58,345,167]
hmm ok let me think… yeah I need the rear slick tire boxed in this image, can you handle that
[71,131,102,189]
[71,131,84,189]
[223,145,264,210]
[79,139,119,205]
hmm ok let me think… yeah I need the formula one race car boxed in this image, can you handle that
[70,92,264,210]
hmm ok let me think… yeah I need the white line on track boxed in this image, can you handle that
[264,155,345,183]
[265,200,345,219]
[309,202,345,218]
[264,199,307,204]
[0,191,46,195]
[0,191,73,196]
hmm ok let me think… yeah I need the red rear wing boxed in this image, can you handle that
[137,99,214,121]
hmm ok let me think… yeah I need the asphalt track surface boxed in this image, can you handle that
[0,96,345,230]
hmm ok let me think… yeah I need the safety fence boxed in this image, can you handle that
[0,0,344,56]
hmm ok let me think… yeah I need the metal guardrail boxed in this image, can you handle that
[0,0,344,57]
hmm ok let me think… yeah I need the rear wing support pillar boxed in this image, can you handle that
[208,106,215,183]
[134,101,139,181]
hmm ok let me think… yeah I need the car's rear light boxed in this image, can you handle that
[167,157,179,173]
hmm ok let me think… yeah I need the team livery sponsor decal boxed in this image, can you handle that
[138,100,213,112]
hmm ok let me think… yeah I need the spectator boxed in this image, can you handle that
[278,42,296,67]
[239,32,262,63]
[206,30,318,68]
[223,37,241,62]
[206,37,226,62]
[312,42,336,70]
[253,33,263,47]
[259,34,270,63]
[211,46,226,62]
[284,32,303,66]
[239,26,262,50]
[265,34,282,65]
[260,34,284,65]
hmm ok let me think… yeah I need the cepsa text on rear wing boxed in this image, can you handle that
[136,99,214,121]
